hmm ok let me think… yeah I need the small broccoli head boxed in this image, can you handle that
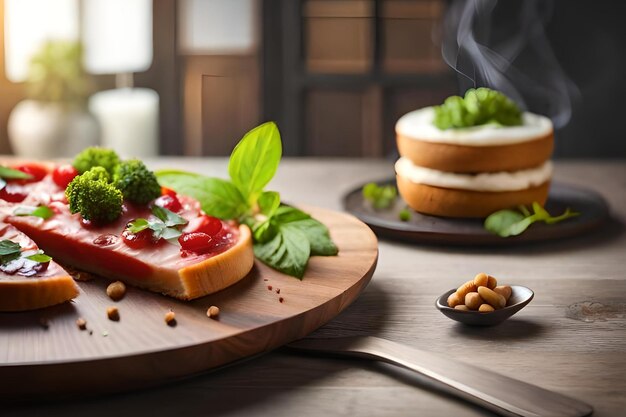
[66,167,123,224]
[113,159,161,205]
[73,147,120,176]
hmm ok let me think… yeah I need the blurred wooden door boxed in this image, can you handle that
[263,0,455,157]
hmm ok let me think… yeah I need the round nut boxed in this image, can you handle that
[447,292,462,308]
[106,281,126,301]
[76,318,87,330]
[493,285,512,302]
[454,305,470,311]
[487,275,498,289]
[477,286,506,309]
[473,273,489,287]
[465,292,484,310]
[479,303,495,312]
[106,306,120,321]
[164,310,176,326]
[207,305,220,318]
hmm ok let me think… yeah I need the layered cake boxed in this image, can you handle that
[395,88,554,218]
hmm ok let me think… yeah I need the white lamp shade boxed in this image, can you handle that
[82,0,153,74]
[3,0,79,82]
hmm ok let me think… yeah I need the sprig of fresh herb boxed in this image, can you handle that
[0,240,52,265]
[126,205,189,242]
[433,88,523,130]
[0,166,32,180]
[156,122,338,279]
[13,205,54,220]
[484,202,580,237]
[0,166,33,191]
[363,183,397,210]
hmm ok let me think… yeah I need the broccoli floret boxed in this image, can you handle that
[66,167,123,223]
[73,147,120,176]
[113,159,161,205]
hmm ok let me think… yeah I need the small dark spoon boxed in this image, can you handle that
[435,285,534,326]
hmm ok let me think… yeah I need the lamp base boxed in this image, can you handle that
[8,100,99,158]
[89,87,159,157]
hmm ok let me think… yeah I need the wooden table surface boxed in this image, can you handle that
[6,159,626,417]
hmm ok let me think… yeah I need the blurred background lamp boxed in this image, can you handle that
[83,0,158,157]
[4,0,79,82]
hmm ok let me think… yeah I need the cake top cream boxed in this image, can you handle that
[396,107,553,146]
[395,157,552,192]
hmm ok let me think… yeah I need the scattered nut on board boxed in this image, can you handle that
[106,281,126,301]
[207,306,220,318]
[447,273,512,312]
[76,318,87,330]
[164,310,176,326]
[107,306,120,321]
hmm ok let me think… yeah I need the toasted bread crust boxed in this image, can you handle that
[177,224,254,299]
[0,273,79,312]
[396,132,554,173]
[397,175,550,218]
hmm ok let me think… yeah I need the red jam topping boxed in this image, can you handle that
[93,234,119,247]
[153,194,182,212]
[121,228,159,249]
[52,164,79,188]
[0,186,27,203]
[192,215,222,236]
[178,225,235,255]
[13,163,48,184]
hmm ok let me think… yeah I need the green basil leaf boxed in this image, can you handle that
[0,166,32,180]
[252,220,278,244]
[258,191,280,217]
[228,122,282,204]
[127,218,150,233]
[151,205,187,227]
[273,205,311,223]
[14,205,54,220]
[254,226,310,279]
[484,209,535,237]
[148,222,167,240]
[0,251,21,265]
[160,227,183,241]
[0,239,21,256]
[283,218,338,256]
[156,170,248,220]
[26,253,52,263]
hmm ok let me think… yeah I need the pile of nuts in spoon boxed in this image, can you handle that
[447,273,512,312]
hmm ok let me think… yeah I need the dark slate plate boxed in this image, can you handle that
[343,179,610,245]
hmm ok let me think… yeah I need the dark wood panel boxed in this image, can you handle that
[182,56,260,156]
[304,0,374,74]
[306,88,382,157]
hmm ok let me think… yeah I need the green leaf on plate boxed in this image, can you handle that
[228,122,282,205]
[13,205,54,220]
[0,166,32,180]
[156,170,248,220]
[26,253,52,263]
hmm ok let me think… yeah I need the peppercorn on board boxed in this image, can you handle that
[0,205,377,400]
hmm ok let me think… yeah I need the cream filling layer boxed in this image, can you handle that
[395,157,553,192]
[395,107,553,146]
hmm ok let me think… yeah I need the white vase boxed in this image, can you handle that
[8,100,100,159]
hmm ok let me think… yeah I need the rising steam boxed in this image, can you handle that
[442,0,579,128]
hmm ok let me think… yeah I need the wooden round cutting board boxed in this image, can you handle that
[0,206,378,401]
